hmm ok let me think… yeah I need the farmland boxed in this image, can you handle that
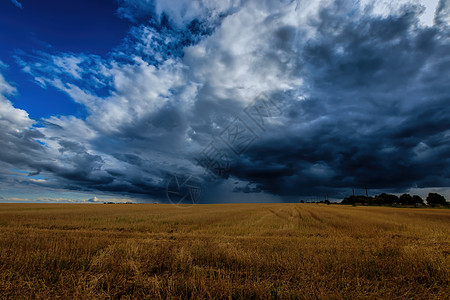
[0,203,449,299]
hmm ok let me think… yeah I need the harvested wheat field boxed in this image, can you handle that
[0,203,449,299]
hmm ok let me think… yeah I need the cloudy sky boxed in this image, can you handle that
[0,0,449,203]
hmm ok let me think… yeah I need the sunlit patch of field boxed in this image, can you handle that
[0,203,449,299]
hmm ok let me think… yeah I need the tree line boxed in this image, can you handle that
[340,192,449,206]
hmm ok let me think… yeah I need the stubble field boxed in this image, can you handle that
[0,203,449,299]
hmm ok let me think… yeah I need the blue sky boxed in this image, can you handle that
[0,0,129,118]
[0,0,449,203]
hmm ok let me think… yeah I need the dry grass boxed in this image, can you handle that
[0,203,449,299]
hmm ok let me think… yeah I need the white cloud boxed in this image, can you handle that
[0,70,33,130]
[52,55,86,80]
[419,0,440,26]
[87,196,101,203]
[183,0,312,106]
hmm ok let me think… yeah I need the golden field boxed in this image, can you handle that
[0,203,449,299]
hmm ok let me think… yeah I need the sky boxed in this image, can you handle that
[0,0,449,204]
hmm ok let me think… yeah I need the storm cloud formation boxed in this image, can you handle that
[1,0,449,202]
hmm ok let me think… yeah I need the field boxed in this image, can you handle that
[0,203,449,299]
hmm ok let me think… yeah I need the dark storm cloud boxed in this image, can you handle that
[224,3,450,197]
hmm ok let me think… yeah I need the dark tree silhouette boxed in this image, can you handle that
[372,193,399,205]
[340,192,445,206]
[426,193,448,206]
[412,195,424,205]
[341,195,373,205]
[399,194,414,205]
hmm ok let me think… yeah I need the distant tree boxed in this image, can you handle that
[300,200,304,203]
[399,193,414,205]
[412,195,424,205]
[373,195,386,205]
[373,193,399,205]
[426,193,448,206]
[341,195,373,205]
[343,193,429,206]
[341,196,353,205]
[325,200,331,205]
